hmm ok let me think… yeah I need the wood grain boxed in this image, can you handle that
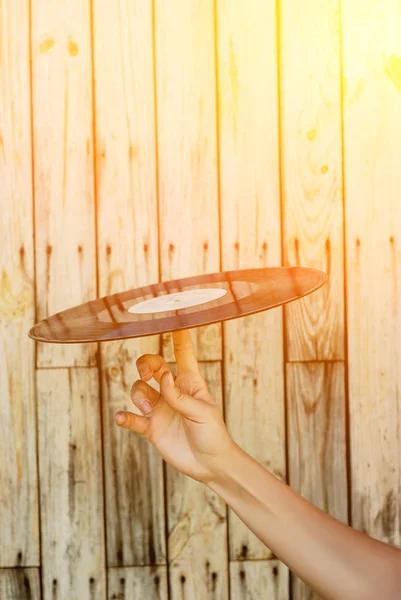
[108,566,168,600]
[100,340,166,567]
[154,0,221,360]
[230,560,289,600]
[287,362,348,599]
[0,569,41,600]
[216,0,285,560]
[166,362,229,599]
[31,0,97,367]
[342,0,401,544]
[0,0,39,567]
[37,368,106,599]
[279,0,344,361]
[92,0,165,567]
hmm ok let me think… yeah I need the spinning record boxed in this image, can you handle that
[28,267,327,344]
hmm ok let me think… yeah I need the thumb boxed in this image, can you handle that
[160,371,205,423]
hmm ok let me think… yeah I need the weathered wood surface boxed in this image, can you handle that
[0,0,39,567]
[0,569,41,600]
[155,0,221,361]
[108,566,168,600]
[230,560,289,600]
[92,0,165,567]
[37,368,106,599]
[287,362,348,521]
[279,3,346,596]
[287,362,348,599]
[32,0,97,368]
[166,361,229,599]
[342,0,401,545]
[217,0,286,562]
[100,341,166,567]
[279,0,344,361]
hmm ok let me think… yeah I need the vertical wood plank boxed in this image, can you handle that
[0,569,41,600]
[342,0,401,544]
[0,0,39,566]
[167,362,229,599]
[287,362,348,520]
[230,560,289,600]
[108,567,168,600]
[37,368,106,599]
[31,0,97,367]
[216,0,286,561]
[100,342,166,567]
[287,362,348,599]
[155,0,221,361]
[279,0,344,361]
[278,3,346,596]
[92,0,166,567]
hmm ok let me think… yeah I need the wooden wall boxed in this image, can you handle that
[1,1,400,599]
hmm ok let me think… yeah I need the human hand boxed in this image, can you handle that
[115,329,235,484]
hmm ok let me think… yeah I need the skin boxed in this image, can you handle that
[116,329,401,600]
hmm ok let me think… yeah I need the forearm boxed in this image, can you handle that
[207,443,401,600]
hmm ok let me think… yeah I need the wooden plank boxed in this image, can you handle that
[31,0,97,367]
[0,569,41,600]
[92,0,165,567]
[279,0,344,361]
[0,0,39,566]
[154,0,221,361]
[100,340,166,567]
[287,362,348,599]
[342,0,401,544]
[216,0,285,561]
[108,567,168,600]
[229,560,289,600]
[166,362,229,599]
[37,368,106,598]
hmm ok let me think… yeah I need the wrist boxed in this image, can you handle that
[205,441,256,490]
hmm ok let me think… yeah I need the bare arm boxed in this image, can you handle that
[207,443,401,600]
[116,329,401,600]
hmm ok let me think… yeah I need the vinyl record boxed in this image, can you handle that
[28,267,327,344]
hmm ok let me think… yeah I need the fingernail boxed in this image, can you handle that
[138,365,151,379]
[139,400,152,414]
[115,412,126,425]
[166,372,174,388]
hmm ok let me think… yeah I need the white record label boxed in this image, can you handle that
[128,288,227,314]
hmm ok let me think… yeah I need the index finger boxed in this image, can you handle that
[173,329,200,375]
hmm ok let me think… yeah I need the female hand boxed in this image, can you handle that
[115,329,234,484]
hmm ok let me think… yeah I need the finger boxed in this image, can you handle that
[136,354,173,384]
[115,411,150,436]
[173,329,200,375]
[160,370,205,422]
[130,379,161,414]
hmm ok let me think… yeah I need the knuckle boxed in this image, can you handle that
[124,412,135,428]
[136,355,150,367]
[131,380,148,396]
